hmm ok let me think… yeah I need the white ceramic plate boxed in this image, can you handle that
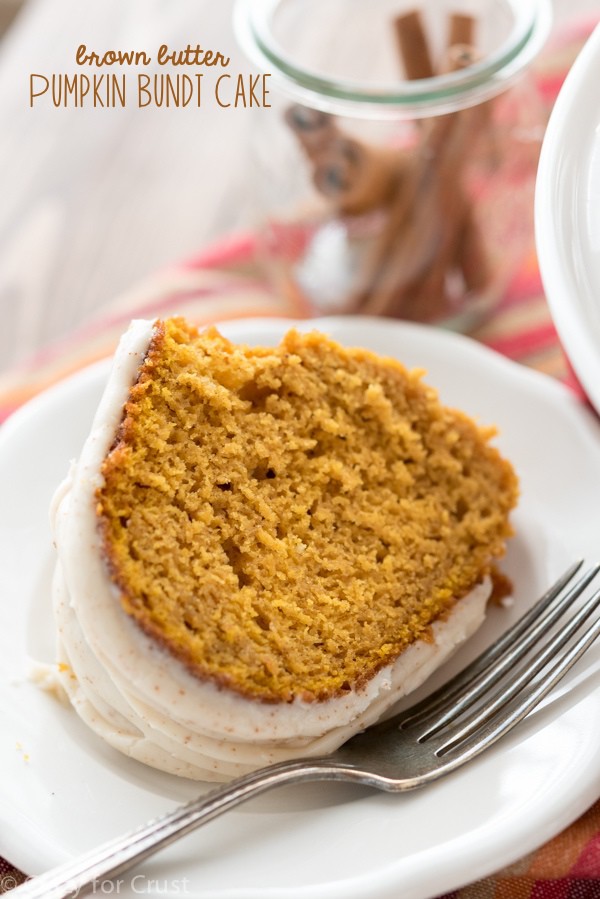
[535,22,600,416]
[1,316,600,899]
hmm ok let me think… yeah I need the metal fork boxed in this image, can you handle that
[12,561,600,899]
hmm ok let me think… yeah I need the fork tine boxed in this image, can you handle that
[399,561,594,731]
[398,560,600,727]
[434,584,600,755]
[433,611,600,772]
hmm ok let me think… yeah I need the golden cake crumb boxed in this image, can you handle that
[97,318,518,703]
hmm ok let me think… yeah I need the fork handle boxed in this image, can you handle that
[11,759,347,899]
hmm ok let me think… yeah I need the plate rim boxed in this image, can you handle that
[535,22,600,415]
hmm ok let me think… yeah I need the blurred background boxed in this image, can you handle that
[0,0,258,372]
[0,0,597,373]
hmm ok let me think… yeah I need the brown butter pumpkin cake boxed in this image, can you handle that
[51,317,518,780]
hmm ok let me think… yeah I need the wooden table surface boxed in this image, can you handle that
[0,0,595,374]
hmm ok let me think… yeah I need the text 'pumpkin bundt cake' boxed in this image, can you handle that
[50,317,518,780]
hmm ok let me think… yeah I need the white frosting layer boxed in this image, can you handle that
[51,319,490,782]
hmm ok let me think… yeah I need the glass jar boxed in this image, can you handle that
[234,0,552,329]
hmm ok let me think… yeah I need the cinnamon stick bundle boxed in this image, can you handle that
[282,8,496,322]
[393,9,435,80]
[349,9,493,321]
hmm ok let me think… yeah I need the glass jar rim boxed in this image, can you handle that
[234,0,553,118]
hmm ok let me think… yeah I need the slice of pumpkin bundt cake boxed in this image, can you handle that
[51,317,518,780]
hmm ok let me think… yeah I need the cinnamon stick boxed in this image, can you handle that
[446,43,500,169]
[393,10,435,79]
[284,105,337,162]
[448,12,475,50]
[285,104,409,216]
[455,205,493,295]
[312,136,409,215]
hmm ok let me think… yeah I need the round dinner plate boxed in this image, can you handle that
[1,316,600,899]
[535,22,600,416]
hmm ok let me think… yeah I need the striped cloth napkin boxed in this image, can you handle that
[1,14,599,899]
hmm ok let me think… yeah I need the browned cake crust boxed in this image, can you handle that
[96,318,518,703]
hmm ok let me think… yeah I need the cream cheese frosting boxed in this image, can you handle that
[50,319,491,782]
